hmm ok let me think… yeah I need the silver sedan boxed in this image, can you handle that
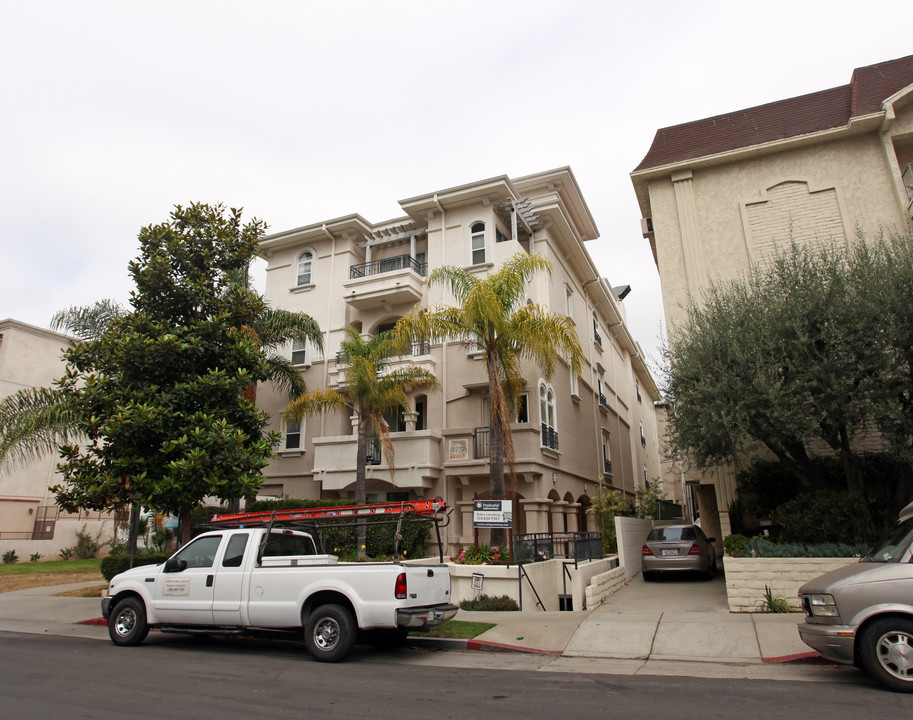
[641,524,717,581]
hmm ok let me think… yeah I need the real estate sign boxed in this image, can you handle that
[473,499,512,528]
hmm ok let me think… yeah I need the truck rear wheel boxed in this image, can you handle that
[859,617,913,692]
[108,597,149,646]
[304,604,356,662]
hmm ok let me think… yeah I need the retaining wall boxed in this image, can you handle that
[723,556,856,612]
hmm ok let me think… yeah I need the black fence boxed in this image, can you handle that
[473,426,489,459]
[350,254,427,279]
[514,531,602,564]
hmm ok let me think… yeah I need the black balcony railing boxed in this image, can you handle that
[350,254,427,279]
[599,393,608,407]
[594,327,602,347]
[541,424,559,451]
[473,426,490,459]
[603,458,613,475]
[366,435,382,465]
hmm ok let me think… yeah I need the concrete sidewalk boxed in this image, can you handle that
[455,574,813,663]
[0,574,857,684]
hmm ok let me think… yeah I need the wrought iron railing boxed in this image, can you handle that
[603,458,613,475]
[514,531,603,563]
[599,393,608,407]
[473,426,490,459]
[350,254,427,279]
[541,424,559,451]
[366,434,382,465]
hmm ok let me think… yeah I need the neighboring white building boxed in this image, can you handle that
[257,168,666,555]
[0,319,115,558]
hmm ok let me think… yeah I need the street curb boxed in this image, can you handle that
[762,651,824,664]
[405,635,560,656]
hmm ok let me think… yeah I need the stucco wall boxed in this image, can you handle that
[723,556,856,612]
[615,515,653,580]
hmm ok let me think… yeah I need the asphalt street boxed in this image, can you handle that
[3,632,911,720]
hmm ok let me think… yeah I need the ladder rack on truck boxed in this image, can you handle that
[206,498,452,561]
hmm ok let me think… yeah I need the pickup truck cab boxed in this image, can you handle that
[102,527,457,662]
[798,500,913,692]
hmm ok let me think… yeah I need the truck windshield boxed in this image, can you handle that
[864,517,913,563]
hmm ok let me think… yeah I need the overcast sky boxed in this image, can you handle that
[2,1,910,371]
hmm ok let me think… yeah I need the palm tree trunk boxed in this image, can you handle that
[487,354,507,549]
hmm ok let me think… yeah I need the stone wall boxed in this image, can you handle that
[584,564,627,608]
[723,556,856,612]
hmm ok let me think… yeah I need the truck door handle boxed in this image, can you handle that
[206,575,214,587]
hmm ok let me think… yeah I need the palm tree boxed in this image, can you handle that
[284,327,439,557]
[394,252,584,548]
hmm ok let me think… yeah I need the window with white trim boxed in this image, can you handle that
[640,421,646,447]
[570,367,579,397]
[636,380,642,404]
[565,285,573,318]
[592,311,602,348]
[296,251,313,286]
[597,372,607,407]
[602,431,612,475]
[470,222,486,265]
[539,381,558,450]
[291,339,307,366]
[284,419,302,450]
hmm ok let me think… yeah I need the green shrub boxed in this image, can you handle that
[2,550,19,564]
[29,553,42,563]
[58,547,75,561]
[74,524,105,559]
[723,534,751,557]
[458,594,519,611]
[773,490,870,544]
[758,585,791,613]
[101,552,171,581]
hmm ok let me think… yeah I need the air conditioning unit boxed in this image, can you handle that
[640,217,654,238]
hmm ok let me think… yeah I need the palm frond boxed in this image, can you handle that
[256,307,324,352]
[50,299,127,341]
[263,354,307,399]
[284,387,347,424]
[0,387,82,471]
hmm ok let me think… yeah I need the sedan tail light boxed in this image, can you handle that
[687,543,703,555]
[641,544,653,556]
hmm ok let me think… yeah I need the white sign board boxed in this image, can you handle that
[473,499,512,528]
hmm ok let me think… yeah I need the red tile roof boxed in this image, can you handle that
[634,55,913,172]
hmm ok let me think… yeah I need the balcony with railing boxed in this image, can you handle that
[603,458,613,476]
[473,426,490,459]
[312,430,442,491]
[541,424,559,451]
[344,253,426,311]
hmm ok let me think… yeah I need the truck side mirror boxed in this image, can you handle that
[164,557,187,573]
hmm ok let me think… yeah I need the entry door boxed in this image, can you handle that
[153,534,224,625]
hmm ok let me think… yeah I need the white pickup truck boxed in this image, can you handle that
[101,526,457,662]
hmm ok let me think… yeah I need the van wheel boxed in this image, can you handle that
[859,618,913,692]
[108,597,149,646]
[304,604,356,662]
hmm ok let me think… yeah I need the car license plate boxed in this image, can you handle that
[662,549,677,556]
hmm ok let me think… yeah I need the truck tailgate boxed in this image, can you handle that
[404,564,451,604]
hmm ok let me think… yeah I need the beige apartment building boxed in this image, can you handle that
[630,54,913,539]
[0,319,114,556]
[257,168,664,554]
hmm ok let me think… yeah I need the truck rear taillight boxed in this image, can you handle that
[394,572,407,599]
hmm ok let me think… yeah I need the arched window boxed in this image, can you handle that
[471,222,486,265]
[539,381,558,450]
[297,251,313,286]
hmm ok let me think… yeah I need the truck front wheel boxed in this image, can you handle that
[304,604,356,662]
[859,617,913,692]
[108,597,149,646]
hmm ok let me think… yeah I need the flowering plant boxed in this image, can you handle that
[450,544,510,564]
